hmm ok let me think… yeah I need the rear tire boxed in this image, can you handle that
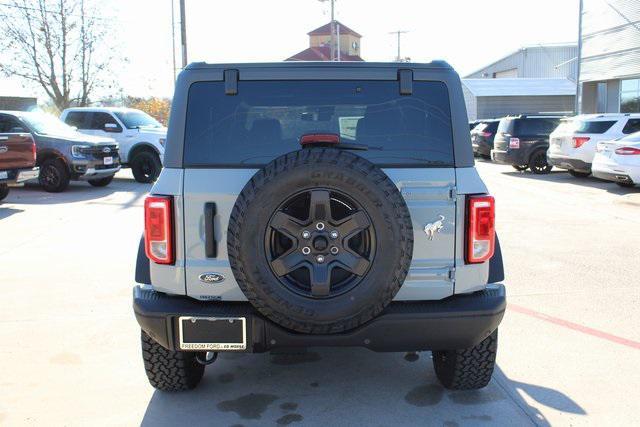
[512,164,528,171]
[433,330,498,390]
[39,158,70,192]
[131,151,162,183]
[88,176,114,187]
[140,331,205,391]
[568,169,590,178]
[0,184,9,201]
[528,151,552,174]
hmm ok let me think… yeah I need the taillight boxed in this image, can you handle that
[466,195,495,264]
[144,195,174,264]
[31,140,37,162]
[615,146,640,155]
[572,136,590,148]
[480,131,493,138]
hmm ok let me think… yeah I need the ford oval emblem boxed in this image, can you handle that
[199,273,225,284]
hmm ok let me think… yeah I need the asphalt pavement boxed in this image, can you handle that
[0,163,638,426]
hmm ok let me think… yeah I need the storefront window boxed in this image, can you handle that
[620,79,640,113]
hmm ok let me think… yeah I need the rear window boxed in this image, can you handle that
[472,121,498,133]
[573,120,616,134]
[184,80,454,167]
[514,118,561,135]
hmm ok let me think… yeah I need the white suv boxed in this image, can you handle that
[547,114,640,177]
[60,107,167,183]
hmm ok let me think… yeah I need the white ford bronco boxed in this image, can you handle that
[60,107,167,183]
[133,62,506,392]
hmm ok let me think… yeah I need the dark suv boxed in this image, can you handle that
[491,114,564,174]
[471,119,500,158]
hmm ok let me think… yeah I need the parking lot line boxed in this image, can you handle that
[509,304,640,350]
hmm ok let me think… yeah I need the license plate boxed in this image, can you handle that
[178,316,247,351]
[103,156,113,165]
[0,171,7,179]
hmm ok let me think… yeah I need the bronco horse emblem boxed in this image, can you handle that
[424,215,445,240]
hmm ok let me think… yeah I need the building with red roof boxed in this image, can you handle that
[286,20,363,61]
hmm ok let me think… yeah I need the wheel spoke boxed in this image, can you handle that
[335,250,370,276]
[309,190,332,221]
[309,263,330,296]
[271,251,306,276]
[335,211,370,239]
[270,212,304,239]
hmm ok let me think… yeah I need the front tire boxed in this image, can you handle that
[568,169,590,178]
[528,151,552,174]
[131,151,162,183]
[0,184,9,201]
[39,158,70,192]
[141,331,205,392]
[433,330,498,390]
[88,176,114,187]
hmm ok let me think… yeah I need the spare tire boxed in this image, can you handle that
[227,148,413,334]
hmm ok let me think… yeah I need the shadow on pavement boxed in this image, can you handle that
[501,169,640,196]
[0,206,24,220]
[140,349,585,426]
[493,366,585,426]
[2,177,150,206]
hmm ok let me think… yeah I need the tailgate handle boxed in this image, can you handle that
[204,203,217,258]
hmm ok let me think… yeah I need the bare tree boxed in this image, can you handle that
[0,0,111,110]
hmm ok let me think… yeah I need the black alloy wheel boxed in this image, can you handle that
[265,188,375,298]
[529,151,552,174]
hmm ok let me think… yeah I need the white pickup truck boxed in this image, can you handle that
[60,107,166,183]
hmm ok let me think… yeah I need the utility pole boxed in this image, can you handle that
[171,0,177,82]
[319,0,336,61]
[179,0,188,68]
[389,30,409,62]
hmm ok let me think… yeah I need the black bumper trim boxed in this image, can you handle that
[547,156,591,172]
[133,284,506,353]
[592,170,634,183]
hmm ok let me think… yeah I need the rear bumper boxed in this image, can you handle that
[491,149,524,165]
[592,170,635,184]
[133,284,506,353]
[547,155,591,172]
[0,167,39,184]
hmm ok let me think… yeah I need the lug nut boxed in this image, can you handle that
[330,230,339,239]
[316,222,325,231]
[330,246,339,255]
[316,255,325,263]
[302,247,311,255]
[302,230,311,239]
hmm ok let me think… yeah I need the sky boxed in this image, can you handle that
[3,0,580,101]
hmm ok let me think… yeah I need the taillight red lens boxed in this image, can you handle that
[31,140,37,162]
[615,146,640,155]
[144,196,174,264]
[466,195,495,264]
[480,131,493,138]
[572,136,590,148]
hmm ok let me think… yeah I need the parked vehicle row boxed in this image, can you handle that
[0,107,167,201]
[470,113,640,187]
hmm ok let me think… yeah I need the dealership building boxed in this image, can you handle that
[462,44,578,120]
[578,0,640,114]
